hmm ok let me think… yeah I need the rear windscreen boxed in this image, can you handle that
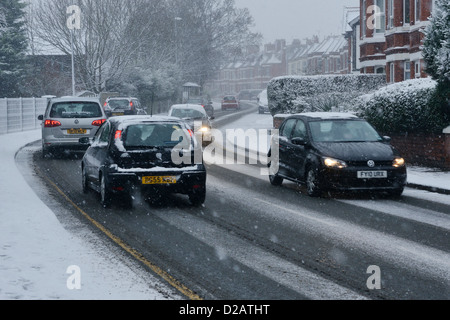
[108,100,131,110]
[124,123,190,148]
[49,102,102,118]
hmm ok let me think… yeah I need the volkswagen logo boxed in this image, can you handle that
[367,160,375,168]
[74,119,79,125]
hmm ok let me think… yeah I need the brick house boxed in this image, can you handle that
[206,40,287,96]
[359,0,435,82]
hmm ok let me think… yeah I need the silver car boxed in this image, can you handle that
[38,97,107,157]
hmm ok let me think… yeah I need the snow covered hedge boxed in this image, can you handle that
[267,74,386,116]
[355,78,449,134]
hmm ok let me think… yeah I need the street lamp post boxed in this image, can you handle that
[175,17,182,65]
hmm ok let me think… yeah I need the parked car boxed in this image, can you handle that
[267,112,407,197]
[38,97,107,157]
[168,104,214,146]
[221,95,240,111]
[80,115,206,207]
[104,97,146,117]
[186,97,215,118]
[257,89,269,114]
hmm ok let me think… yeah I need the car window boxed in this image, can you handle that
[123,123,190,148]
[49,102,102,118]
[280,119,296,138]
[99,122,111,143]
[108,99,131,110]
[309,120,383,142]
[171,109,205,119]
[292,120,306,139]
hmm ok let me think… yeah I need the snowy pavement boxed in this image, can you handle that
[0,130,180,300]
[1,112,449,300]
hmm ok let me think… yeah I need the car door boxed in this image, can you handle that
[277,118,297,177]
[288,119,308,180]
[87,122,111,185]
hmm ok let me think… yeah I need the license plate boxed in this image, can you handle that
[142,176,177,185]
[112,112,124,116]
[357,171,387,179]
[67,128,87,135]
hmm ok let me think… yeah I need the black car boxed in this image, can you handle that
[268,112,407,197]
[80,116,206,207]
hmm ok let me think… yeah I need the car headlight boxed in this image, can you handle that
[323,157,347,169]
[200,126,210,133]
[392,157,405,168]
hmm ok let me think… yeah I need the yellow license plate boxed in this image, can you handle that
[142,176,177,185]
[67,128,87,134]
[112,112,124,116]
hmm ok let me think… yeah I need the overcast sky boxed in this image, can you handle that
[235,0,360,44]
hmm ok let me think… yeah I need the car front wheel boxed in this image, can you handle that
[306,166,322,197]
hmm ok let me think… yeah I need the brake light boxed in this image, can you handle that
[44,120,61,127]
[92,119,106,126]
[115,130,122,139]
[187,129,193,137]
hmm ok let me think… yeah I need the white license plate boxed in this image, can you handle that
[357,171,387,179]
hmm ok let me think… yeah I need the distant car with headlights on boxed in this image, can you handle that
[168,104,214,146]
[38,97,107,157]
[267,112,407,197]
[80,115,206,207]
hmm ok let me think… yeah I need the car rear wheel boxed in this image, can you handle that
[189,188,206,206]
[306,166,322,197]
[100,174,112,208]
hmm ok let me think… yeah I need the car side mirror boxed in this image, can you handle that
[383,136,391,143]
[38,115,43,121]
[291,137,307,146]
[79,137,91,145]
[209,116,215,120]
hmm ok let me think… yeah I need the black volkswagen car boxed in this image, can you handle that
[268,112,407,197]
[80,116,206,207]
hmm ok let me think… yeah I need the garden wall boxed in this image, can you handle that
[388,132,450,169]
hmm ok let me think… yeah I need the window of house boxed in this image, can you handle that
[375,66,385,74]
[388,0,394,28]
[404,61,411,80]
[375,0,386,33]
[390,63,395,83]
[362,0,367,37]
[415,0,421,22]
[415,61,421,78]
[404,0,411,24]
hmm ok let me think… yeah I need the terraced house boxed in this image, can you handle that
[360,0,435,82]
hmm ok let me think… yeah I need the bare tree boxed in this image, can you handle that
[169,0,261,86]
[33,0,157,93]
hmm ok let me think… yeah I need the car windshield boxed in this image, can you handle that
[309,120,383,143]
[108,99,131,110]
[223,96,236,101]
[123,123,190,148]
[49,102,102,118]
[171,108,205,119]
